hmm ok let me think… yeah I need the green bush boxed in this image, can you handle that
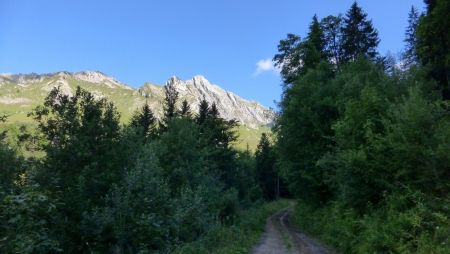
[0,187,61,253]
[174,199,290,254]
[293,192,450,254]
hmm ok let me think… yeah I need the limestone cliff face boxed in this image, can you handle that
[139,75,274,128]
[0,71,274,128]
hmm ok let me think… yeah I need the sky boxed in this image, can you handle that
[0,0,425,108]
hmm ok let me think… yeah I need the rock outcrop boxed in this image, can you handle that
[0,71,274,128]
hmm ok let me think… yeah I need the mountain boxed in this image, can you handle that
[0,71,274,129]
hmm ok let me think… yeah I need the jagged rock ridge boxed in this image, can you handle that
[139,75,274,128]
[0,71,274,128]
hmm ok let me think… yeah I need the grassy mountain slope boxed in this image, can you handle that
[0,72,273,150]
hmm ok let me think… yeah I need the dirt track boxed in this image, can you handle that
[251,205,331,254]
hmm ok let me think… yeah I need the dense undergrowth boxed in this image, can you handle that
[174,199,289,254]
[0,83,283,252]
[294,193,449,253]
[274,1,450,253]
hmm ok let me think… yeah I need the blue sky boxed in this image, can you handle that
[0,0,424,108]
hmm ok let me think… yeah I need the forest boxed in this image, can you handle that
[274,0,449,253]
[1,0,449,253]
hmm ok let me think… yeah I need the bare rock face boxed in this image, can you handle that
[73,71,133,90]
[164,75,274,128]
[0,71,274,128]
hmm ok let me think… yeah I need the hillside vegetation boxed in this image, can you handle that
[273,1,449,253]
[0,72,273,150]
[0,80,282,252]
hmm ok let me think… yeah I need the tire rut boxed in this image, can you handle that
[251,205,332,254]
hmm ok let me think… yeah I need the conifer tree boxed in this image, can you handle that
[130,103,157,139]
[341,2,379,62]
[161,83,179,129]
[196,99,238,187]
[307,15,326,55]
[416,0,450,99]
[296,15,328,74]
[255,133,277,200]
[209,102,220,119]
[197,99,209,125]
[424,0,437,12]
[402,6,420,68]
[179,99,192,118]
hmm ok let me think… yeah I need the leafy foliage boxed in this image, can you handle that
[416,0,450,99]
[274,2,450,252]
[0,81,270,252]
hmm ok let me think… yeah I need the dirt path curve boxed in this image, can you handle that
[251,204,332,254]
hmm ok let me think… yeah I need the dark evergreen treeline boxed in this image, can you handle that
[0,80,281,252]
[274,1,449,252]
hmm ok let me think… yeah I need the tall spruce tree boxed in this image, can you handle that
[341,2,379,62]
[416,0,450,99]
[209,102,220,119]
[307,15,326,54]
[300,15,327,72]
[196,100,238,187]
[130,103,157,139]
[161,83,179,129]
[197,99,209,125]
[179,99,192,118]
[255,133,277,200]
[402,6,420,69]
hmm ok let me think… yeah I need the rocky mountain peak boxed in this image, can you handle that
[1,72,274,128]
[193,75,208,84]
[166,76,186,91]
[73,71,132,90]
[156,76,274,128]
[74,71,109,82]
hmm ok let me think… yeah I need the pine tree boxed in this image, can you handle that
[307,15,326,54]
[416,0,450,99]
[402,6,420,69]
[300,15,327,72]
[179,99,192,118]
[161,83,179,129]
[255,133,277,200]
[196,99,238,187]
[209,102,220,119]
[130,103,157,139]
[341,2,379,62]
[196,99,209,125]
[424,0,437,12]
